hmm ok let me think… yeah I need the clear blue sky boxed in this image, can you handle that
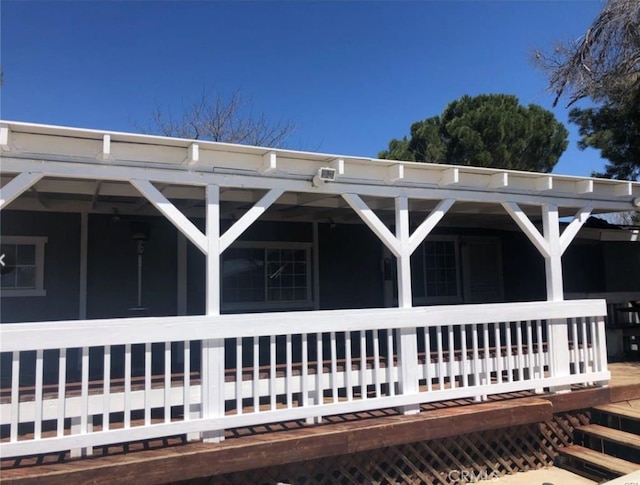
[1,1,606,176]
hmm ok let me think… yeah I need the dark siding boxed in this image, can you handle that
[563,242,606,293]
[318,223,384,309]
[87,214,178,319]
[501,231,546,302]
[0,210,80,322]
[603,242,640,292]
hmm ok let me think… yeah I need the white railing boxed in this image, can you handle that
[0,300,609,459]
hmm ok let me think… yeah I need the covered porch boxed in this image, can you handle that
[0,121,639,467]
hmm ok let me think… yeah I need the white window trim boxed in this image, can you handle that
[0,236,48,297]
[413,235,463,306]
[221,241,313,312]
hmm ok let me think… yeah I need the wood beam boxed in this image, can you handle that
[501,202,550,258]
[3,157,636,213]
[408,199,455,254]
[219,189,285,253]
[0,172,43,210]
[489,173,508,189]
[559,207,593,255]
[342,193,401,257]
[130,179,207,255]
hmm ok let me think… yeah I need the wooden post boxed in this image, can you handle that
[542,204,571,393]
[202,184,225,442]
[395,196,420,414]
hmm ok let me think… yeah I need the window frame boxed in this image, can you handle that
[221,241,313,312]
[0,236,48,297]
[413,235,463,306]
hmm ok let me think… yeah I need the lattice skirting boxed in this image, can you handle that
[181,411,591,485]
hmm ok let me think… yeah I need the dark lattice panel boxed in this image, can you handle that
[179,412,590,485]
[539,410,592,458]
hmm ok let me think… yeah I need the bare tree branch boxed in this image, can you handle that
[137,89,297,148]
[535,0,640,107]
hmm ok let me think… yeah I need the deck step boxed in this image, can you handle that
[558,445,639,476]
[593,404,640,422]
[576,424,640,452]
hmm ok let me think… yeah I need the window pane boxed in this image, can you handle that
[424,240,458,298]
[1,270,16,288]
[17,244,36,265]
[1,244,16,265]
[16,267,36,288]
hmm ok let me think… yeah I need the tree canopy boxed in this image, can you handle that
[537,0,640,180]
[379,94,569,173]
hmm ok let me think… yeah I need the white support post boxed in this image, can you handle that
[395,196,419,414]
[177,233,187,316]
[0,172,43,210]
[542,203,571,393]
[130,179,208,255]
[219,189,284,253]
[202,184,224,442]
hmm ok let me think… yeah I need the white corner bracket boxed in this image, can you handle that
[0,125,9,151]
[261,151,277,174]
[98,134,112,161]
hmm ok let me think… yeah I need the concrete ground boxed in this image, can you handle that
[478,467,596,484]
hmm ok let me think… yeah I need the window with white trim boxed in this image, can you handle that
[221,242,312,310]
[412,236,462,304]
[0,236,47,297]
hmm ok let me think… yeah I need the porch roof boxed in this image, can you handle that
[1,120,638,217]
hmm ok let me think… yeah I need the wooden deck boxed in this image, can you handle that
[1,362,637,484]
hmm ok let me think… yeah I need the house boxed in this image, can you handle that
[0,120,639,478]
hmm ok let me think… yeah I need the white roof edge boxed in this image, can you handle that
[1,119,639,189]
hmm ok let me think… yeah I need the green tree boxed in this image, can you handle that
[380,94,568,173]
[537,0,639,180]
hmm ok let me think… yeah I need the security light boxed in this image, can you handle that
[312,167,337,187]
[633,197,640,208]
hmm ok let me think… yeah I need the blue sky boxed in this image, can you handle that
[1,1,605,176]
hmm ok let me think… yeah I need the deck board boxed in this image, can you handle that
[0,363,636,484]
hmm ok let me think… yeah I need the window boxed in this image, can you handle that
[0,236,47,297]
[413,236,461,304]
[222,242,312,310]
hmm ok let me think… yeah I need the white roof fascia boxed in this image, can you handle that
[1,120,639,213]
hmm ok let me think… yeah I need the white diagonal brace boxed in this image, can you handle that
[342,193,401,257]
[501,201,550,258]
[219,189,284,253]
[0,172,43,210]
[408,199,455,254]
[560,207,593,255]
[130,179,208,255]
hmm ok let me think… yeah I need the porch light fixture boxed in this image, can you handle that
[312,167,337,187]
[632,197,640,208]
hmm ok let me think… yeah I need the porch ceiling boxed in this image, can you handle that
[0,174,584,228]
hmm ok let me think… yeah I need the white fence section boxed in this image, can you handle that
[0,300,609,459]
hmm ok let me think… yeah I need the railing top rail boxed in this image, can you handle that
[0,299,606,352]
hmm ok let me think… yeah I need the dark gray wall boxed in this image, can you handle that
[603,242,640,292]
[318,223,384,310]
[0,210,80,322]
[87,214,178,319]
[563,242,606,294]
